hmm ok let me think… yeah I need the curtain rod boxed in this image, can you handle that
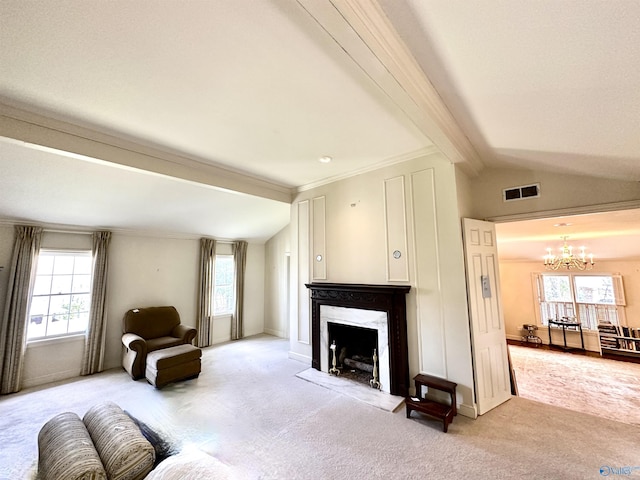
[43,228,94,235]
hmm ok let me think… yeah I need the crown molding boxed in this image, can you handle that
[0,101,293,204]
[298,0,483,177]
[0,217,263,243]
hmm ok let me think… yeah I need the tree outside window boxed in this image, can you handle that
[574,276,614,304]
[542,275,572,302]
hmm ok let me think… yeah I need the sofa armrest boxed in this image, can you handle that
[171,324,197,344]
[122,333,148,379]
[122,333,147,353]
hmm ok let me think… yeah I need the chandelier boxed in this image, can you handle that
[543,236,594,270]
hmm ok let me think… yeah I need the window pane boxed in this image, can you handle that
[37,255,54,275]
[27,318,47,339]
[215,256,234,286]
[49,295,71,320]
[29,296,50,318]
[48,316,68,336]
[53,256,74,274]
[68,311,89,334]
[574,276,615,304]
[33,275,52,295]
[222,264,233,284]
[72,274,91,293]
[70,294,90,314]
[542,275,572,302]
[214,285,234,314]
[74,256,92,274]
[51,275,73,295]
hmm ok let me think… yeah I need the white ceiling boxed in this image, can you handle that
[381,0,640,180]
[1,1,639,243]
[495,208,640,262]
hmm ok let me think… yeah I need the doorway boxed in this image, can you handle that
[493,207,640,423]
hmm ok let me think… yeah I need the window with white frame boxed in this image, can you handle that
[213,254,235,315]
[27,250,92,340]
[535,273,626,330]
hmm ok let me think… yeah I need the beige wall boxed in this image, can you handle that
[0,226,266,388]
[288,153,477,416]
[264,225,290,338]
[469,167,640,220]
[499,259,640,352]
[455,165,474,219]
[103,234,201,372]
[0,226,14,325]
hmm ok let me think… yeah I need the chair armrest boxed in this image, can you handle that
[171,324,197,344]
[122,333,147,353]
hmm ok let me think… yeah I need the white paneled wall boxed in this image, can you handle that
[383,176,409,282]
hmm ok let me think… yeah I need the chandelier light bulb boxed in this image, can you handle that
[543,236,594,271]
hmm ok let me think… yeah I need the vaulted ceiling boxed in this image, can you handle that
[1,1,639,244]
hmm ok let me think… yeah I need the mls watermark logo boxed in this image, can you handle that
[600,465,640,476]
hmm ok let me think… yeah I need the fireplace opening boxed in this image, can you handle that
[328,322,378,386]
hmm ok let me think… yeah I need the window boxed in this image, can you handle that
[213,254,235,315]
[536,273,625,330]
[27,251,92,340]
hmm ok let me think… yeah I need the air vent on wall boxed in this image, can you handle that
[503,183,540,202]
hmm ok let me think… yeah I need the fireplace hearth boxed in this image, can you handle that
[306,283,411,397]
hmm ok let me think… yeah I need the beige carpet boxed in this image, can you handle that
[509,344,640,426]
[2,335,640,480]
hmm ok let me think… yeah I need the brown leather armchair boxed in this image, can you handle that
[122,306,197,379]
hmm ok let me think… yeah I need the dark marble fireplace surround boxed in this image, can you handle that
[306,283,411,397]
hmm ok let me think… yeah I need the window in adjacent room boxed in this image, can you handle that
[27,250,92,340]
[535,273,625,330]
[213,254,235,315]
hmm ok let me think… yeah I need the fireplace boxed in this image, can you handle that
[328,322,378,385]
[306,283,411,397]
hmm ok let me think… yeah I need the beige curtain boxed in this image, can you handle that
[81,231,111,376]
[0,225,43,394]
[231,241,248,340]
[197,238,216,347]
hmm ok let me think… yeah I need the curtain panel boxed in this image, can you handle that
[197,238,216,347]
[231,241,248,340]
[81,231,111,376]
[0,225,43,394]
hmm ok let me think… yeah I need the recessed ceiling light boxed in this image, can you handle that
[319,156,332,164]
[553,223,572,227]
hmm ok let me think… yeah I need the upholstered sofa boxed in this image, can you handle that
[122,306,197,380]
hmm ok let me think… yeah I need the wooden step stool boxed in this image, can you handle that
[405,373,457,432]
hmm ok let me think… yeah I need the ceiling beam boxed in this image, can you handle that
[0,102,293,204]
[298,0,484,176]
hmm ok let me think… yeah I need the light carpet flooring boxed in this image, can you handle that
[1,335,639,480]
[509,344,640,426]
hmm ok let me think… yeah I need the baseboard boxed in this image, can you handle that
[212,335,232,345]
[508,331,600,353]
[289,351,311,365]
[22,369,80,389]
[457,403,477,419]
[264,327,285,338]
